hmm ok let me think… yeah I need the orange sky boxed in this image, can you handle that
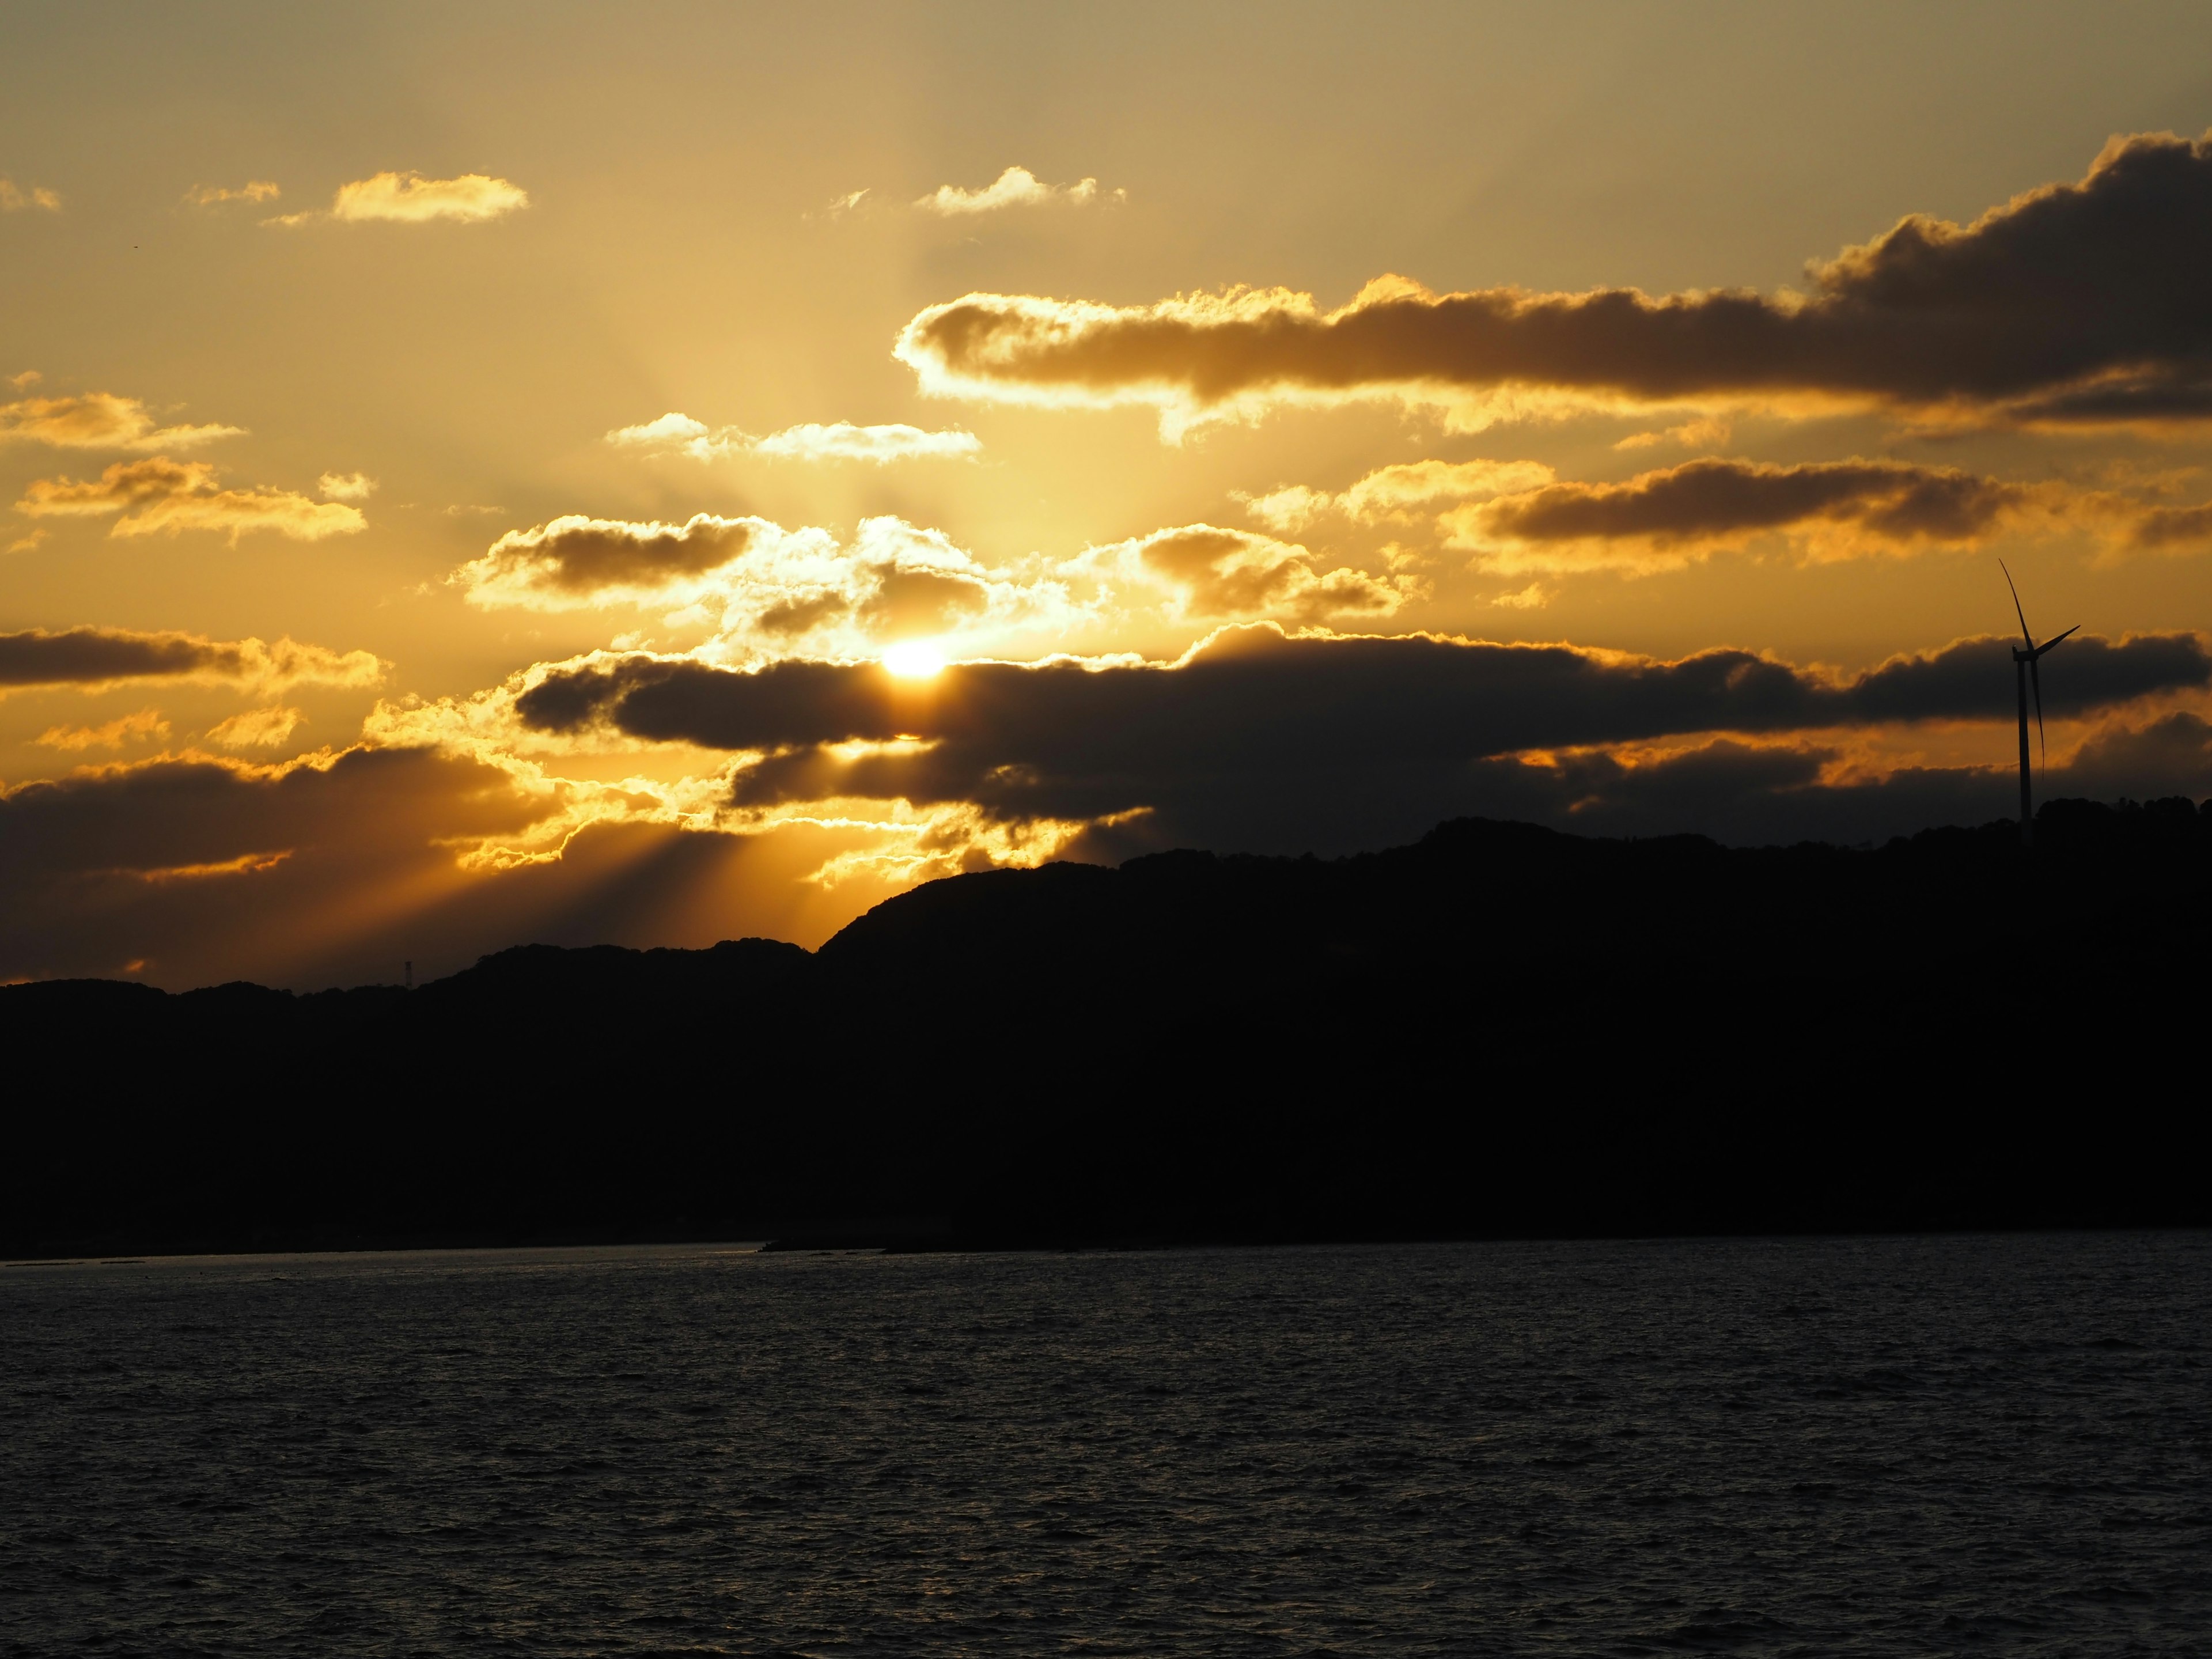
[6,2,2212,988]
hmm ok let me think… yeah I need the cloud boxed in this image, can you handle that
[206,706,305,748]
[0,393,244,451]
[1243,458,1558,531]
[2127,502,2212,554]
[0,626,382,695]
[7,528,45,555]
[452,512,1093,661]
[606,412,980,463]
[915,165,1117,215]
[15,457,366,541]
[317,471,377,502]
[506,622,2211,854]
[895,130,2212,433]
[271,171,528,227]
[0,745,551,984]
[1448,457,2037,573]
[36,709,171,751]
[1082,525,1409,623]
[0,179,61,212]
[456,512,769,607]
[184,181,279,206]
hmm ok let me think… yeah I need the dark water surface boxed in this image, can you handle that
[3,1234,2206,1656]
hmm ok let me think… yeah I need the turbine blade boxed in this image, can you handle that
[2036,623,2081,657]
[2000,559,2033,650]
[2030,653,2047,768]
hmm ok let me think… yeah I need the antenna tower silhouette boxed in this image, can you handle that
[1999,560,2078,848]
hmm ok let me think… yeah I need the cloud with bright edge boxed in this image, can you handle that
[270,171,528,226]
[1243,458,1558,532]
[0,392,243,451]
[607,412,980,463]
[37,709,170,751]
[452,505,1406,660]
[184,181,279,206]
[915,165,1118,215]
[893,130,2212,436]
[0,625,382,695]
[207,706,305,748]
[16,457,366,542]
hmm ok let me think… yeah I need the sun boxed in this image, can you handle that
[882,641,947,679]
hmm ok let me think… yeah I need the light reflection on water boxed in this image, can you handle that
[4,1234,2206,1654]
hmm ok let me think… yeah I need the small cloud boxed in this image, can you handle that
[270,170,528,227]
[0,179,62,213]
[184,180,281,207]
[7,370,39,389]
[15,456,367,543]
[1615,416,1734,452]
[318,471,377,502]
[6,528,44,555]
[607,412,980,464]
[444,502,503,517]
[915,165,1119,216]
[816,187,870,221]
[1490,582,1551,609]
[36,708,171,751]
[0,392,243,452]
[206,705,304,748]
[1238,459,1556,532]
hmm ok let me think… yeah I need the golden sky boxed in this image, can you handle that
[6,1,2212,987]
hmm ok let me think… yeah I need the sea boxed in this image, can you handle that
[2,1233,2206,1656]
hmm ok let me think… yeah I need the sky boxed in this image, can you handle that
[6,0,2212,988]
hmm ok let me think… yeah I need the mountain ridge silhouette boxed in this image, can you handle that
[6,801,2207,1257]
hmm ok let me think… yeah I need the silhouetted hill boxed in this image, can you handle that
[6,801,2209,1257]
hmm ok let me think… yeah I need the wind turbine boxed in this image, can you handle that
[1999,560,2078,847]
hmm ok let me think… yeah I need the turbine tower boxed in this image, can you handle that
[2000,560,2078,848]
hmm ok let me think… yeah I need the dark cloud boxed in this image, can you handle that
[2129,501,2212,552]
[897,131,2212,426]
[0,626,381,693]
[459,513,759,604]
[1476,459,2024,547]
[515,624,2210,852]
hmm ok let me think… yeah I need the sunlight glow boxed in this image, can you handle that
[883,641,948,679]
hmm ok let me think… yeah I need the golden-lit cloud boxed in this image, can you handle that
[2127,502,2212,555]
[0,392,244,451]
[896,131,2212,434]
[915,165,1118,215]
[607,412,980,463]
[317,471,377,502]
[0,625,382,695]
[15,457,366,541]
[184,180,280,206]
[36,708,171,751]
[495,623,2212,860]
[456,512,775,607]
[1083,525,1410,623]
[0,179,62,212]
[207,705,305,748]
[270,170,529,226]
[1445,457,2041,574]
[1243,458,1558,531]
[454,511,1092,661]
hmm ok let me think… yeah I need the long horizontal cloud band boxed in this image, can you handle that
[517,626,2207,810]
[0,626,382,692]
[896,131,2212,422]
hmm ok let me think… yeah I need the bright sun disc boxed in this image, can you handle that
[882,642,946,679]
